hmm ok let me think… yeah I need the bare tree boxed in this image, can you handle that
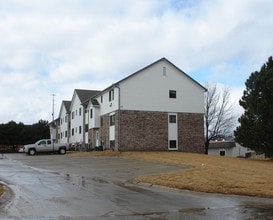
[204,83,236,154]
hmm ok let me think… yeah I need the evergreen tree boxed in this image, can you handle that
[31,120,50,141]
[235,56,273,157]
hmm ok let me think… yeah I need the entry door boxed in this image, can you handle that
[95,130,100,147]
[168,113,178,150]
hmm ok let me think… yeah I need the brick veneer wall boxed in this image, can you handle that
[94,110,204,153]
[99,113,110,149]
[178,113,205,153]
[120,110,168,151]
[119,110,205,153]
[88,128,97,149]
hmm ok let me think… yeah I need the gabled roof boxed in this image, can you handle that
[82,98,100,108]
[209,141,236,149]
[58,100,71,118]
[93,57,207,97]
[91,99,100,106]
[75,89,101,103]
[63,100,71,112]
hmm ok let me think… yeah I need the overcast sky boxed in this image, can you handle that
[1,0,273,124]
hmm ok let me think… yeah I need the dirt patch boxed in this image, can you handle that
[70,151,273,198]
[0,185,4,197]
[0,183,13,208]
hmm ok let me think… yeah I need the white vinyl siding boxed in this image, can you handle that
[119,60,204,114]
[59,103,69,144]
[70,93,84,144]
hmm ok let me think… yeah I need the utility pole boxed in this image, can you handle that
[52,94,55,152]
[52,94,55,121]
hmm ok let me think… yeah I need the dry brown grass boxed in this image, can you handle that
[70,150,273,198]
[0,185,4,196]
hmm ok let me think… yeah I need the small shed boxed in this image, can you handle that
[208,141,254,157]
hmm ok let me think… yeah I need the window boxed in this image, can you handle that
[110,115,115,126]
[79,107,81,116]
[163,66,166,76]
[39,140,46,145]
[169,140,177,149]
[220,150,226,156]
[101,95,103,103]
[79,126,82,134]
[65,115,67,122]
[72,128,74,136]
[65,131,67,137]
[85,124,88,132]
[169,90,176,98]
[47,140,51,145]
[90,109,93,118]
[169,115,177,123]
[109,89,114,101]
[100,117,103,126]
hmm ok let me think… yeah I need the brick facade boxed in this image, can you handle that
[119,110,168,151]
[88,110,204,153]
[89,110,203,153]
[177,113,205,153]
[98,113,110,149]
[88,128,98,149]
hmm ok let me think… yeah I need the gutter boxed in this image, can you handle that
[114,84,121,152]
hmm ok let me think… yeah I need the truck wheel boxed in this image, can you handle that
[28,149,36,156]
[59,148,66,155]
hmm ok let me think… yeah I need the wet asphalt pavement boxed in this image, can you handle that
[0,153,273,219]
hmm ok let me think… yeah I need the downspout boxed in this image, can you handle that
[66,111,70,147]
[114,84,121,152]
[82,104,85,150]
[81,101,89,150]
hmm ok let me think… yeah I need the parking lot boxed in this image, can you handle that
[1,153,273,219]
[7,152,185,183]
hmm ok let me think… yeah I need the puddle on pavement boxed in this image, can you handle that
[0,154,6,159]
[61,173,149,195]
[62,173,109,192]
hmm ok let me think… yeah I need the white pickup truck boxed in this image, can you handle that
[24,139,68,155]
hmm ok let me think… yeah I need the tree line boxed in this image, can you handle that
[0,120,50,147]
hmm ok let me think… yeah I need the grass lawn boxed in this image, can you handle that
[71,151,273,198]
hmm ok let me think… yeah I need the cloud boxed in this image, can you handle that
[0,0,273,123]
